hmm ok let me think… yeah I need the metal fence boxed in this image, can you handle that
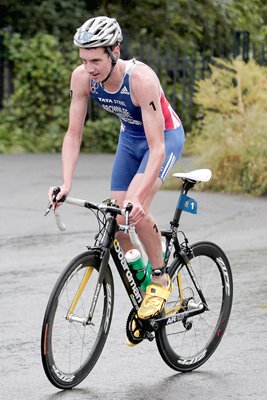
[1,30,266,130]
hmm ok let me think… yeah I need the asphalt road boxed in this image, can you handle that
[0,153,267,400]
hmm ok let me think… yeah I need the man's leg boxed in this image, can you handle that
[111,174,167,286]
[112,174,172,321]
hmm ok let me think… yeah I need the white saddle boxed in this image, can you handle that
[173,169,212,183]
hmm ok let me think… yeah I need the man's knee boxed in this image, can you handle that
[136,213,153,229]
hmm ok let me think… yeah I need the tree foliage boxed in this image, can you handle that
[0,0,87,42]
[1,0,267,47]
[187,58,267,196]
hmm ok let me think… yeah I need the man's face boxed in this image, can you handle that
[79,47,111,82]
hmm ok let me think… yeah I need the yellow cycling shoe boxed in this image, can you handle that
[137,275,173,320]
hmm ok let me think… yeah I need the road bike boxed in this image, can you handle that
[41,169,233,389]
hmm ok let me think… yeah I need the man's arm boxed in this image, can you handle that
[130,66,165,204]
[49,65,89,203]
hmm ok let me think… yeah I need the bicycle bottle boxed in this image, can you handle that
[125,248,151,291]
[125,240,166,291]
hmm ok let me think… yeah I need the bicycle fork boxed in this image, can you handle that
[66,267,94,324]
[65,248,109,326]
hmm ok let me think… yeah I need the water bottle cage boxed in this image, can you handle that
[131,268,148,284]
[152,266,166,277]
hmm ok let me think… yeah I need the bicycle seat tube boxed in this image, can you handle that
[171,180,196,227]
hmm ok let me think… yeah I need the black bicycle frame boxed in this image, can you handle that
[85,185,208,329]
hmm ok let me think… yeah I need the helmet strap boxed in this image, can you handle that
[101,47,118,86]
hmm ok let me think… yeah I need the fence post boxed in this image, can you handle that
[0,28,14,110]
[233,30,250,62]
[0,32,3,109]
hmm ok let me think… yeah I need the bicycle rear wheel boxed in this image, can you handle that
[156,241,233,372]
[41,251,114,389]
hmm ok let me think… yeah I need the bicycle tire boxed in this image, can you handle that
[41,250,114,389]
[156,241,233,372]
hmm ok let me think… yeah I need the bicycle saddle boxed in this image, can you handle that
[173,169,212,183]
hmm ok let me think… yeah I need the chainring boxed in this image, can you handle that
[126,308,145,345]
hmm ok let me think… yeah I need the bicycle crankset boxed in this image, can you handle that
[126,308,155,345]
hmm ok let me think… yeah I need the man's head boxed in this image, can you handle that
[74,16,123,84]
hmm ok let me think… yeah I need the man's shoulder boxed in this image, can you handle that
[71,65,90,85]
[131,61,157,84]
[72,64,88,79]
[70,64,90,95]
[130,62,159,94]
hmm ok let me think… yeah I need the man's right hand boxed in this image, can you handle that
[48,185,70,208]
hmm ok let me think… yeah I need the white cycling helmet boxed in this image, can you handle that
[74,16,123,48]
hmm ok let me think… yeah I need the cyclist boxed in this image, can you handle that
[49,16,185,323]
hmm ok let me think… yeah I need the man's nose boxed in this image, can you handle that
[84,62,94,73]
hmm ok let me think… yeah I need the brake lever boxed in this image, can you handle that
[44,203,52,216]
[119,202,133,233]
[44,187,65,216]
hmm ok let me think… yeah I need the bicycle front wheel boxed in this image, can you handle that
[41,251,114,389]
[156,241,233,372]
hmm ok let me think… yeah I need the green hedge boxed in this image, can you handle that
[0,33,75,152]
[82,117,120,153]
[0,32,120,153]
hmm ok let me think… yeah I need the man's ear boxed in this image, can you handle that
[112,45,120,59]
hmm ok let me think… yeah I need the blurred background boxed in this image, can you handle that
[0,0,267,195]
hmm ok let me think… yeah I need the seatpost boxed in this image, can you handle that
[171,180,196,227]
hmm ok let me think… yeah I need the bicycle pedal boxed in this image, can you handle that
[144,332,155,342]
